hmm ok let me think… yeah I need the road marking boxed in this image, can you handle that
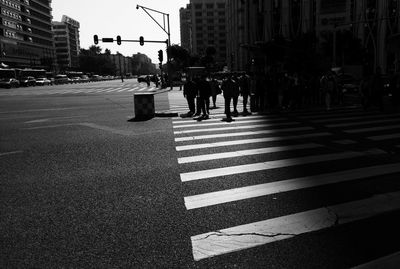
[352,251,400,269]
[180,151,363,182]
[117,88,130,92]
[173,118,286,128]
[368,133,400,141]
[128,86,141,92]
[175,127,314,142]
[173,115,279,125]
[178,143,321,164]
[191,191,400,261]
[22,123,77,130]
[0,107,76,114]
[176,132,330,151]
[327,118,400,128]
[137,87,148,91]
[174,122,299,135]
[0,150,23,157]
[184,163,400,209]
[345,124,400,133]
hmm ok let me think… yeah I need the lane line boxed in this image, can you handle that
[327,118,400,128]
[345,124,400,133]
[180,151,363,182]
[173,118,286,128]
[173,115,281,125]
[368,133,400,141]
[191,191,400,261]
[174,122,299,135]
[0,150,24,157]
[178,143,322,164]
[184,163,400,209]
[175,127,314,142]
[176,132,330,151]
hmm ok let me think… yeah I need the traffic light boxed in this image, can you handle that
[93,35,98,44]
[139,36,144,46]
[158,50,163,63]
[117,35,121,45]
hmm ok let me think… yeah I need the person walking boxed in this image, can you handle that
[194,76,211,121]
[239,73,251,115]
[320,71,336,111]
[231,75,240,117]
[183,77,197,117]
[221,75,238,122]
[209,77,220,109]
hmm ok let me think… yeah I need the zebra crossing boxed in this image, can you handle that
[0,82,158,96]
[169,92,400,265]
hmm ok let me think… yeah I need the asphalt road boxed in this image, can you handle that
[1,81,400,268]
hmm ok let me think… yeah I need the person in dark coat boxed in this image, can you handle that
[221,75,239,122]
[194,76,211,120]
[183,77,197,117]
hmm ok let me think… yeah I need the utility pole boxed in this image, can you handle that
[136,4,171,87]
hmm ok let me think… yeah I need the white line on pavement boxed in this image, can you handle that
[191,191,400,261]
[345,124,400,133]
[180,151,363,182]
[174,122,299,135]
[0,150,24,157]
[175,132,330,151]
[174,127,314,142]
[184,163,400,209]
[178,143,321,164]
[173,118,286,128]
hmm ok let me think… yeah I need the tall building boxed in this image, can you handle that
[52,15,80,71]
[184,0,227,65]
[0,0,55,70]
[179,4,191,53]
[226,0,400,74]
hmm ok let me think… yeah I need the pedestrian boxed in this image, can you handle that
[239,73,251,115]
[360,71,372,110]
[183,76,197,117]
[371,67,384,111]
[153,75,159,88]
[231,75,240,117]
[320,71,336,110]
[209,77,221,109]
[194,76,211,121]
[221,75,238,122]
[146,75,150,87]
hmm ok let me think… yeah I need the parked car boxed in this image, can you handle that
[0,78,20,88]
[35,77,52,86]
[338,74,359,94]
[80,75,90,83]
[54,74,69,85]
[20,76,36,87]
[137,75,149,83]
[71,77,82,83]
[90,75,102,82]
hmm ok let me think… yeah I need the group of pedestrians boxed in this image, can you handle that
[183,73,251,122]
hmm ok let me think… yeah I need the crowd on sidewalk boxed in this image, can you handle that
[181,69,400,122]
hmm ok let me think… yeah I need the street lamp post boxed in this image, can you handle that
[136,4,171,87]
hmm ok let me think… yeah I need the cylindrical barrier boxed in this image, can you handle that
[134,92,155,120]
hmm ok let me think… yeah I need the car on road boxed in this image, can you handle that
[90,75,103,82]
[338,74,359,94]
[137,75,149,83]
[54,74,69,85]
[0,78,20,88]
[71,77,82,83]
[80,75,90,83]
[20,76,36,87]
[35,77,52,86]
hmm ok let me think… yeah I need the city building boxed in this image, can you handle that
[179,4,191,53]
[226,0,400,74]
[183,0,227,65]
[0,0,56,70]
[131,53,156,75]
[52,15,80,71]
[108,53,132,77]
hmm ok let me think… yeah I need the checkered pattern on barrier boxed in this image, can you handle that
[134,93,155,118]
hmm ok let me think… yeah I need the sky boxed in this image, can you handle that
[51,0,190,63]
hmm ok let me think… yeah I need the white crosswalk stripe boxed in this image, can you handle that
[169,88,400,263]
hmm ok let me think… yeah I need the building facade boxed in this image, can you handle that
[52,15,80,71]
[226,0,400,74]
[187,0,227,65]
[179,4,192,53]
[108,53,132,77]
[0,0,55,70]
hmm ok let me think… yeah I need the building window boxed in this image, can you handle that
[195,11,202,16]
[207,11,213,16]
[217,3,225,8]
[206,3,213,8]
[194,3,202,9]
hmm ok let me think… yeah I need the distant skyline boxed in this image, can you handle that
[51,0,190,63]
